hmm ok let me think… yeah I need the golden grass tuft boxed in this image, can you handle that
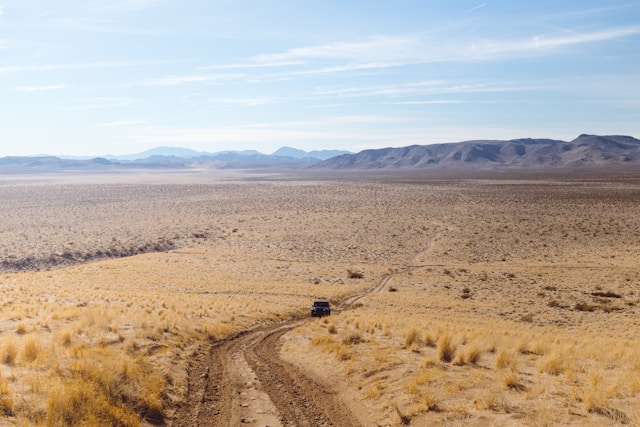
[436,333,456,363]
[405,327,421,348]
[21,336,41,364]
[495,349,517,371]
[1,340,17,366]
[537,347,571,376]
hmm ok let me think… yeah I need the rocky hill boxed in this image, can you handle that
[314,135,640,170]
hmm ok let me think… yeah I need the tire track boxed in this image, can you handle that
[172,234,440,426]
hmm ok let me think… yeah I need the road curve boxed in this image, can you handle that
[171,233,440,426]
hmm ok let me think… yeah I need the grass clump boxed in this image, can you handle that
[1,340,18,366]
[495,349,517,371]
[436,334,456,363]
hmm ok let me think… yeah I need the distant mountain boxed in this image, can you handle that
[3,136,638,173]
[271,146,352,160]
[101,146,349,163]
[105,146,205,161]
[0,156,119,169]
[0,145,349,172]
[314,135,640,170]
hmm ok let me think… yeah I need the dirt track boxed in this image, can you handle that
[171,235,441,426]
[171,318,361,426]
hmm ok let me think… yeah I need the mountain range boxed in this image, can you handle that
[1,135,639,172]
[314,134,640,170]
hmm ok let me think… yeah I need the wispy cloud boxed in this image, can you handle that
[467,26,640,58]
[394,100,464,105]
[465,3,487,13]
[16,84,72,92]
[0,60,169,74]
[208,97,275,106]
[67,97,135,110]
[252,35,421,63]
[142,73,244,86]
[198,61,304,71]
[314,80,526,99]
[241,25,640,80]
[99,120,146,127]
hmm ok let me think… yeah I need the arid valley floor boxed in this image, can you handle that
[0,168,639,426]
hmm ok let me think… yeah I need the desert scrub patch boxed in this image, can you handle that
[347,269,364,279]
[1,339,18,365]
[342,329,364,345]
[436,333,456,363]
[453,342,482,366]
[495,349,518,371]
[21,336,41,364]
[404,327,421,348]
[537,347,573,376]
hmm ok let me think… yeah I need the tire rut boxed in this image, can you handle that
[171,233,440,426]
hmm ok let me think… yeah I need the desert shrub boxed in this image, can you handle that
[502,369,524,391]
[422,331,436,348]
[537,349,568,375]
[15,322,27,335]
[342,329,363,345]
[463,343,482,365]
[1,340,17,365]
[574,302,597,312]
[591,291,622,299]
[60,330,73,347]
[0,378,14,417]
[520,313,534,323]
[437,334,455,363]
[347,270,364,279]
[22,337,40,363]
[495,349,517,370]
[405,327,421,348]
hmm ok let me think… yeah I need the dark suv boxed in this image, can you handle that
[311,300,331,317]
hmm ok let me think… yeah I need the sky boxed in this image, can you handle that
[1,1,639,157]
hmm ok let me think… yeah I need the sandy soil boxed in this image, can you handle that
[0,169,639,426]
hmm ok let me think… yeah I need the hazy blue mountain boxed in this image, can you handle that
[105,146,206,161]
[272,146,352,160]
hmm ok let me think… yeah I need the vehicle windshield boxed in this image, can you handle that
[314,301,329,307]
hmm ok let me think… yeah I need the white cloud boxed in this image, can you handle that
[465,3,487,13]
[16,84,72,92]
[207,97,275,107]
[142,73,244,86]
[394,100,464,105]
[313,80,526,99]
[198,61,305,71]
[99,120,146,127]
[0,60,169,74]
[252,35,421,63]
[247,25,640,75]
[467,26,640,58]
[67,97,135,110]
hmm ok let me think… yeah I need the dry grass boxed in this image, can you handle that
[2,172,640,425]
[281,175,640,426]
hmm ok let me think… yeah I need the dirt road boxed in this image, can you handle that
[171,235,440,426]
[171,318,361,427]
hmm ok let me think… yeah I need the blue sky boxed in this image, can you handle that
[1,1,639,156]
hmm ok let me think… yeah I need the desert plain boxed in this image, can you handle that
[0,168,639,426]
